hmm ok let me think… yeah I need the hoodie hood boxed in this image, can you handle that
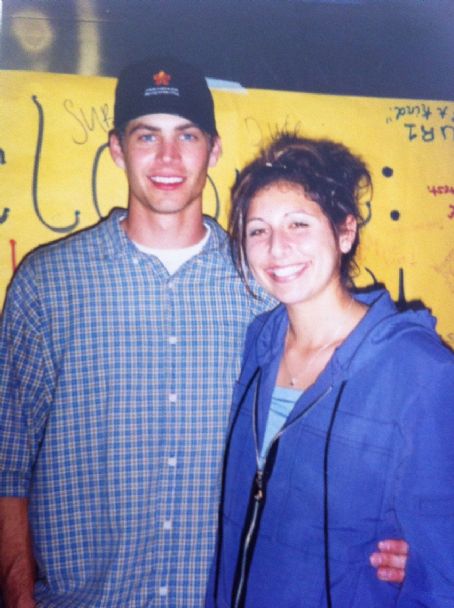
[252,288,439,384]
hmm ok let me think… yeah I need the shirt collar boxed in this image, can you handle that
[100,208,230,261]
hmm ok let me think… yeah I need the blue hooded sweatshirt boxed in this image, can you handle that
[207,288,454,607]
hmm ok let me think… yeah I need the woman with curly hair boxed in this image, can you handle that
[207,133,454,607]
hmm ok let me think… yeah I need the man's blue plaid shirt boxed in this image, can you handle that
[0,209,272,607]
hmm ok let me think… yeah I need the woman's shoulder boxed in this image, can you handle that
[354,288,453,366]
[353,303,454,406]
[375,306,452,366]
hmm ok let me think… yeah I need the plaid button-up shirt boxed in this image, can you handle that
[0,209,272,607]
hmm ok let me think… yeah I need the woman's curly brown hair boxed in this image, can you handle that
[229,132,372,289]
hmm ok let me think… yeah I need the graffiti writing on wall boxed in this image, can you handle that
[0,148,9,226]
[1,70,452,345]
[386,103,454,143]
[1,93,222,274]
[63,98,112,145]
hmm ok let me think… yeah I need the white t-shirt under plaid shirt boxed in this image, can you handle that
[0,209,272,607]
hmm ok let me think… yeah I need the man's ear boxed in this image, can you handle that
[339,214,357,254]
[109,131,126,170]
[208,136,222,169]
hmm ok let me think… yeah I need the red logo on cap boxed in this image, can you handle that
[153,71,171,86]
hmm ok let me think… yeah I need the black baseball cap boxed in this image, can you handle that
[113,56,218,136]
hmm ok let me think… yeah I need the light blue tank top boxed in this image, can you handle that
[259,385,303,466]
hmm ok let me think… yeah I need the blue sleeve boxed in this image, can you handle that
[0,265,53,496]
[394,355,454,606]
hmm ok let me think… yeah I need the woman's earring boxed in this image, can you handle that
[340,239,351,254]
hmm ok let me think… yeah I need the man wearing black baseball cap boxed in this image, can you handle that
[114,56,218,137]
[0,56,407,608]
[0,55,270,608]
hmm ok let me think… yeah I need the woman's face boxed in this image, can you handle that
[245,181,355,307]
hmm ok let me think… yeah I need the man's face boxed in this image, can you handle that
[109,113,221,217]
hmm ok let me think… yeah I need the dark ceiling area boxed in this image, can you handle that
[2,0,454,101]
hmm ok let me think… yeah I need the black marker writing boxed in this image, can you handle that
[0,149,8,225]
[403,123,454,143]
[392,104,432,121]
[91,143,109,219]
[206,174,220,220]
[64,99,112,145]
[358,201,372,227]
[0,208,10,224]
[32,95,80,233]
[386,103,454,143]
[397,268,406,308]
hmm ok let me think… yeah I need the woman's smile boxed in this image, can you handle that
[266,262,311,282]
[245,181,348,308]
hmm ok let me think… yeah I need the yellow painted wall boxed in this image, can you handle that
[1,70,453,346]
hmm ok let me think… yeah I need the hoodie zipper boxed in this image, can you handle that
[232,469,264,608]
[231,380,333,608]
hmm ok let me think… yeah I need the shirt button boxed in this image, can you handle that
[168,336,178,344]
[163,519,172,530]
[168,456,177,467]
[159,586,168,597]
[132,257,140,265]
[169,393,177,403]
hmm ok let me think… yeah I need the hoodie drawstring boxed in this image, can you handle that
[323,380,347,608]
[226,369,347,608]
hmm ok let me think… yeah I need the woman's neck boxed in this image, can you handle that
[286,289,360,350]
[277,289,368,389]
